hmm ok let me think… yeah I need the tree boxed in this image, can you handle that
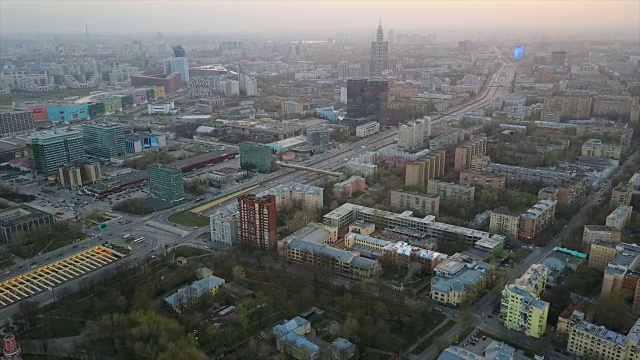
[595,292,630,332]
[232,265,247,282]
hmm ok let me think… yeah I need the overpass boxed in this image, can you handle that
[276,161,342,177]
[145,221,190,237]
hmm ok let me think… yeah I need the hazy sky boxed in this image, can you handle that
[1,0,638,35]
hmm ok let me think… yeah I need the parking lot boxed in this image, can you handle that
[0,246,125,308]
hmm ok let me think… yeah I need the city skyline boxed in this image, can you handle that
[0,0,638,37]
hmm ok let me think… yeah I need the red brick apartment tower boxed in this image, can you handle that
[238,194,277,250]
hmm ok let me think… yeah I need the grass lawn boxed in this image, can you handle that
[21,318,87,339]
[168,211,210,227]
[411,319,456,355]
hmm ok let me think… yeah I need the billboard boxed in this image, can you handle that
[514,45,524,60]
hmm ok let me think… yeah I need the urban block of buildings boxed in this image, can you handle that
[459,170,506,189]
[582,225,622,253]
[567,317,640,360]
[431,253,493,306]
[58,161,102,189]
[404,151,446,189]
[454,137,488,172]
[426,180,475,202]
[27,130,85,175]
[611,181,634,207]
[518,200,557,241]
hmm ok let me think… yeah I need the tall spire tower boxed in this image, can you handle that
[370,19,389,77]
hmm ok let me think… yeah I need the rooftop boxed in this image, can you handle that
[504,284,549,310]
[286,239,378,270]
[0,205,53,227]
[256,183,323,197]
[433,261,490,294]
[573,321,626,346]
[607,204,632,221]
[283,223,332,244]
[164,275,225,307]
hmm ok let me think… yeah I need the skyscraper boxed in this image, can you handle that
[346,79,389,122]
[237,194,277,250]
[370,19,389,77]
[165,46,189,83]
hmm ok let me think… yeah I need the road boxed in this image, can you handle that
[0,61,514,322]
[415,150,639,360]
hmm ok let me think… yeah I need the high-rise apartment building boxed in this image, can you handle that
[490,208,521,239]
[500,264,550,338]
[238,70,258,96]
[27,130,85,175]
[338,61,349,79]
[239,142,275,173]
[370,19,389,77]
[398,120,426,150]
[58,161,101,189]
[0,110,35,136]
[454,137,487,172]
[611,181,634,206]
[518,200,557,241]
[82,123,125,158]
[237,194,277,250]
[164,52,189,84]
[148,164,184,202]
[404,151,445,189]
[346,79,388,122]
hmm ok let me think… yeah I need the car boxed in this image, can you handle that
[3,270,10,275]
[45,256,51,260]
[30,265,37,269]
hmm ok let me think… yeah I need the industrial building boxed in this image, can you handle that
[148,164,184,202]
[239,142,275,173]
[431,253,493,306]
[0,205,56,243]
[238,194,277,250]
[500,264,550,338]
[0,110,35,136]
[390,190,440,216]
[131,72,182,93]
[82,123,126,158]
[27,130,85,175]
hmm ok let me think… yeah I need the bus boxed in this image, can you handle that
[133,237,145,244]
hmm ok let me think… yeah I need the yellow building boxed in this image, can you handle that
[404,151,445,189]
[258,184,324,210]
[499,264,550,338]
[431,253,492,306]
[567,318,640,360]
[581,139,622,160]
[489,208,521,239]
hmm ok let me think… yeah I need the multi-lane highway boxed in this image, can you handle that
[0,62,514,322]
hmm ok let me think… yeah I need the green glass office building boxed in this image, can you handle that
[239,142,275,173]
[27,130,85,175]
[83,123,126,158]
[148,164,184,202]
